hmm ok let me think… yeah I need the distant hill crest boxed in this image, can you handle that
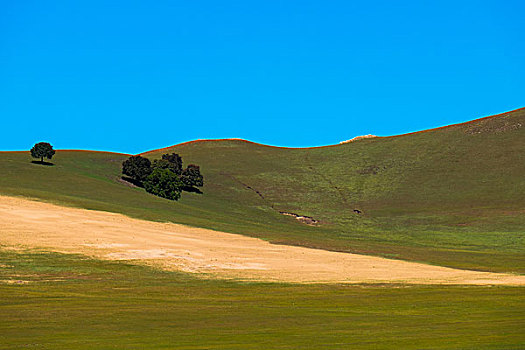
[340,134,377,144]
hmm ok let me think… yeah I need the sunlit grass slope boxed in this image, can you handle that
[1,250,524,349]
[1,108,523,272]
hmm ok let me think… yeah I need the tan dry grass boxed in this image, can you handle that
[0,195,523,285]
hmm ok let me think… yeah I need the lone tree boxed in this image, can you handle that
[122,155,152,185]
[30,142,55,163]
[143,168,184,200]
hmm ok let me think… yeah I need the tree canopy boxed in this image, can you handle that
[181,164,204,188]
[143,168,184,200]
[122,156,152,184]
[30,142,55,163]
[121,153,203,201]
[161,153,183,174]
[152,159,172,171]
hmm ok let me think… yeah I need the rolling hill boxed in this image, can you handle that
[1,107,524,273]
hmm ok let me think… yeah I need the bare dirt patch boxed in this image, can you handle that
[0,195,523,285]
[0,279,31,285]
[279,211,319,225]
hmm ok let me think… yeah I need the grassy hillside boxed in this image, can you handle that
[1,250,524,349]
[1,108,524,272]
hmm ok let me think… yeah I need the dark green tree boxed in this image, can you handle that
[151,159,172,171]
[161,153,183,175]
[181,164,204,188]
[30,142,55,163]
[143,168,184,200]
[122,156,152,184]
[120,153,203,199]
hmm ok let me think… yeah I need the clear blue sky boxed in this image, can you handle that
[1,0,523,154]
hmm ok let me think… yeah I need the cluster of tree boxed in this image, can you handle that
[122,153,203,200]
[30,142,55,164]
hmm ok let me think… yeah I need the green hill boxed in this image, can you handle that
[1,107,524,273]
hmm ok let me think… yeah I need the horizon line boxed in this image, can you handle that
[2,106,523,155]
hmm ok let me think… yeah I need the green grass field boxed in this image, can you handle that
[1,250,524,349]
[1,108,524,348]
[1,108,524,273]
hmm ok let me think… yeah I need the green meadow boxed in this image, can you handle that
[1,250,524,349]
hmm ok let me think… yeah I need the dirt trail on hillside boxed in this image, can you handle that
[0,196,523,285]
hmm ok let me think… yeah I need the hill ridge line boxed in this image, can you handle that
[139,106,525,155]
[2,107,521,155]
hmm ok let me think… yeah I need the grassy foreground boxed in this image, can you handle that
[1,108,523,273]
[1,250,524,350]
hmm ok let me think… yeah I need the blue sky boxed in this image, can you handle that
[1,0,523,154]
